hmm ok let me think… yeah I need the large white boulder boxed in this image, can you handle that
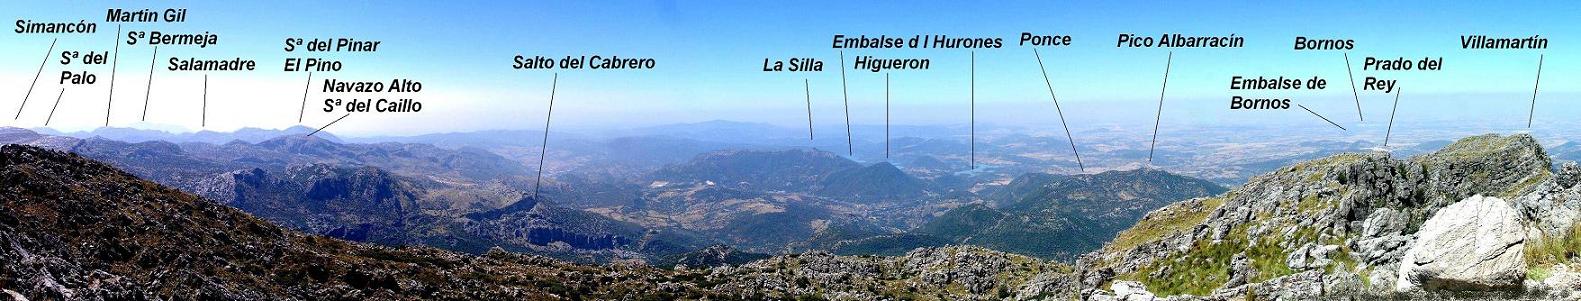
[1396,195,1527,291]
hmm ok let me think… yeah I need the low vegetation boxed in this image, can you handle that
[1103,196,1226,254]
[1118,223,1327,297]
[1526,222,1581,281]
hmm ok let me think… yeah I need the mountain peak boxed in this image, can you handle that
[816,161,925,201]
[1420,133,1544,161]
[258,133,342,148]
[282,125,320,134]
[1413,133,1551,199]
[0,126,38,135]
[655,148,860,191]
[867,161,901,171]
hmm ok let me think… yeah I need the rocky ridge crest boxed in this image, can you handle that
[1067,134,1579,299]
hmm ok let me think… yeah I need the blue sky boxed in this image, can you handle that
[1,1,1576,136]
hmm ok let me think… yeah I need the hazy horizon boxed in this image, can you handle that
[3,1,1575,137]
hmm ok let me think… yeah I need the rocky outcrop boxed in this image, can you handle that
[1514,161,1581,237]
[1542,264,1581,291]
[1075,134,1557,299]
[1212,270,1326,300]
[701,245,1069,300]
[1094,281,1155,301]
[1396,195,1527,291]
[1560,162,1581,188]
[669,244,769,268]
[1286,243,1340,271]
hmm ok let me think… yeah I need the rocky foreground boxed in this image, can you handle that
[0,144,1062,300]
[1077,134,1581,300]
[5,133,1581,300]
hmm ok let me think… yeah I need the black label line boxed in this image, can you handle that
[308,113,349,137]
[104,24,122,126]
[201,74,208,128]
[141,46,157,121]
[1344,52,1362,122]
[298,72,314,123]
[15,38,57,120]
[44,88,64,126]
[804,78,813,141]
[1297,104,1347,131]
[1529,53,1543,128]
[1147,51,1172,164]
[839,51,852,156]
[970,51,976,169]
[1385,88,1401,146]
[885,73,890,159]
[1032,48,1085,172]
[534,73,559,198]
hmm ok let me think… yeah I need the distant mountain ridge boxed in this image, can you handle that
[649,148,931,202]
[824,168,1226,260]
[37,125,341,144]
[651,148,861,191]
[0,144,686,299]
[0,127,709,262]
